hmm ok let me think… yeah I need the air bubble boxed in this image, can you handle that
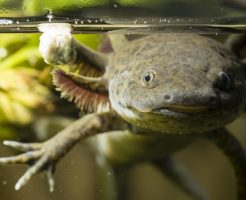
[46,10,53,22]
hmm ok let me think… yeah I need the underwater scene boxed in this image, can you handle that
[0,0,245,200]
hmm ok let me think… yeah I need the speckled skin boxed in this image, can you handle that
[97,34,246,168]
[0,25,246,200]
[106,34,246,133]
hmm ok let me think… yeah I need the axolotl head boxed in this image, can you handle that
[107,34,246,134]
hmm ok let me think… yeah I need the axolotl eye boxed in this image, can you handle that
[216,72,232,91]
[141,70,158,88]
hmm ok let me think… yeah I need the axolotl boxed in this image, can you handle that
[0,23,246,200]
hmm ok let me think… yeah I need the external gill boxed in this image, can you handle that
[52,69,110,113]
[39,23,111,113]
[226,34,246,65]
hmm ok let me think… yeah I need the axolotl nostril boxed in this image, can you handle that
[0,23,246,200]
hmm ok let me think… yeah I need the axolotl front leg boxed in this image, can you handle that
[0,112,121,191]
[0,23,119,192]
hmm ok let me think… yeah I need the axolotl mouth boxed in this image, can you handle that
[151,105,214,116]
[122,104,232,133]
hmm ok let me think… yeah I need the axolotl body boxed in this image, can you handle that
[0,24,246,200]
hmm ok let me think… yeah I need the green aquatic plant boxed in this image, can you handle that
[0,34,52,141]
[0,67,52,125]
[0,33,99,141]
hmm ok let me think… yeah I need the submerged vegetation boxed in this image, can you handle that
[0,33,99,140]
[0,34,52,140]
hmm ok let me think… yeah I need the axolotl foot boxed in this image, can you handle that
[0,113,120,192]
[0,140,57,192]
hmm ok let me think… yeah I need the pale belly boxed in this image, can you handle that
[94,130,196,165]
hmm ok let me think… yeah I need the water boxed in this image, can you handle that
[0,0,245,34]
[0,13,245,34]
[0,2,245,200]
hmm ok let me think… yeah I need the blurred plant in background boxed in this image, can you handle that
[0,0,245,17]
[20,0,246,15]
[0,33,99,141]
[0,34,53,140]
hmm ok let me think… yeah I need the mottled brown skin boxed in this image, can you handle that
[106,34,246,133]
[0,24,246,200]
